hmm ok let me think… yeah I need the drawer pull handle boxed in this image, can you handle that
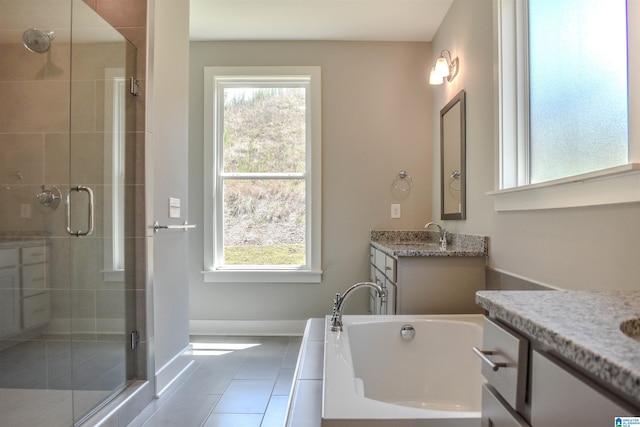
[473,346,508,371]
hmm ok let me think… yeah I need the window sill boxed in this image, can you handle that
[487,164,640,211]
[102,270,124,282]
[203,269,322,284]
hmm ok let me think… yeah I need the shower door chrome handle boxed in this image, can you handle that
[66,185,94,237]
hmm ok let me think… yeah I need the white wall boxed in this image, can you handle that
[147,0,192,394]
[433,0,640,291]
[189,41,433,331]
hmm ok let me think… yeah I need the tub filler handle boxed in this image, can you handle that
[472,347,507,372]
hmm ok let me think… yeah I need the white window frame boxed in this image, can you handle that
[203,66,322,283]
[489,0,640,211]
[103,69,125,282]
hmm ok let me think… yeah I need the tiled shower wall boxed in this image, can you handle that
[0,0,148,373]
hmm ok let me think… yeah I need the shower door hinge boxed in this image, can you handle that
[130,330,140,350]
[129,77,140,96]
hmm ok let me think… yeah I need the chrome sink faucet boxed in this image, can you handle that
[424,221,448,250]
[330,282,386,332]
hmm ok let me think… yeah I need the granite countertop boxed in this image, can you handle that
[0,238,48,249]
[476,290,640,405]
[371,230,488,257]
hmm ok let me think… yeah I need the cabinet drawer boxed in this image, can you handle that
[477,317,528,412]
[481,384,529,427]
[22,292,50,329]
[22,246,48,265]
[0,248,19,268]
[384,255,396,282]
[22,263,47,297]
[371,247,396,281]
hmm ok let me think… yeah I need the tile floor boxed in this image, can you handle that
[128,335,302,427]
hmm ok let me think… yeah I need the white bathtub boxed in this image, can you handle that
[322,314,484,427]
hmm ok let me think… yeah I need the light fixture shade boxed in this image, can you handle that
[434,56,450,78]
[429,67,443,85]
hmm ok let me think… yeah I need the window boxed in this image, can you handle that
[528,0,628,183]
[492,0,640,210]
[203,67,322,283]
[103,69,125,282]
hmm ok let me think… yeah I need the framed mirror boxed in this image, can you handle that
[440,89,466,220]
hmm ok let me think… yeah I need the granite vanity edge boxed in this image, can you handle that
[370,230,488,257]
[476,291,640,405]
[371,241,486,257]
[0,238,50,250]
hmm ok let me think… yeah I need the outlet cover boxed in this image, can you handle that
[391,204,401,219]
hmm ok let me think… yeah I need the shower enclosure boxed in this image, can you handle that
[0,0,139,425]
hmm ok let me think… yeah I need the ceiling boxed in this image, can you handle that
[189,0,454,42]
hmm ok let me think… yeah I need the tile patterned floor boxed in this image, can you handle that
[129,336,301,427]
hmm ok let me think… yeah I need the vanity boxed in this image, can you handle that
[370,230,487,314]
[0,239,50,341]
[476,290,640,425]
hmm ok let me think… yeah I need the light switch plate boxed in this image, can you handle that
[169,197,181,218]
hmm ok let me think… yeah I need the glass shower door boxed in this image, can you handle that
[68,0,135,423]
[0,0,135,425]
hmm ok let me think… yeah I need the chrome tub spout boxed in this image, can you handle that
[330,282,386,332]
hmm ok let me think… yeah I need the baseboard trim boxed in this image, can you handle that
[154,344,195,398]
[189,320,306,336]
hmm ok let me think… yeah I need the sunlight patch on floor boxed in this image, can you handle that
[189,342,261,356]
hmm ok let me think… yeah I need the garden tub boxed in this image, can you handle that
[322,314,484,426]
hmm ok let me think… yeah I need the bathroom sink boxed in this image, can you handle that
[620,318,640,343]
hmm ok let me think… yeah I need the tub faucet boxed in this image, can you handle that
[424,221,447,250]
[330,282,386,332]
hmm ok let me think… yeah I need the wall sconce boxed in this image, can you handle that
[429,49,459,85]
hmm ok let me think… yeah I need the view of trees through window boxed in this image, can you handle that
[221,87,307,266]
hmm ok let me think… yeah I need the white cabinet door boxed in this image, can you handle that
[531,351,635,426]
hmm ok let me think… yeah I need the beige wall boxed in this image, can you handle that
[147,0,192,393]
[188,1,640,333]
[433,0,640,291]
[189,41,433,326]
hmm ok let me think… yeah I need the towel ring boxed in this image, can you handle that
[448,170,461,192]
[393,170,413,192]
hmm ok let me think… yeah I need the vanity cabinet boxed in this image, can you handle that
[530,351,634,425]
[369,244,485,315]
[479,316,637,427]
[20,245,50,330]
[0,243,50,338]
[479,317,529,427]
[0,248,20,337]
[369,246,397,314]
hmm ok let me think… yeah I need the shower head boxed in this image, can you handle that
[22,28,55,53]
